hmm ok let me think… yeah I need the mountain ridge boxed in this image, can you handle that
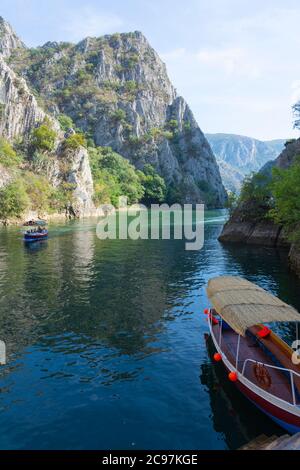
[0,19,227,212]
[206,133,285,192]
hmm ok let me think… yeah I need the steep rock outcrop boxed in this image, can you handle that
[0,17,24,58]
[219,212,286,247]
[8,31,226,206]
[289,245,300,278]
[0,57,47,140]
[63,146,96,217]
[266,138,300,171]
[0,22,98,219]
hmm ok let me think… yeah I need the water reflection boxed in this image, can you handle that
[0,218,207,362]
[0,212,299,449]
[201,335,283,449]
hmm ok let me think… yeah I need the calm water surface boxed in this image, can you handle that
[0,210,299,450]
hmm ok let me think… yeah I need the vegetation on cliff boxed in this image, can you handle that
[89,146,167,206]
[227,152,300,244]
[269,158,300,243]
[0,117,169,222]
[0,137,23,167]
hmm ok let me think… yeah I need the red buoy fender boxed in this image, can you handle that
[228,371,238,382]
[208,313,219,325]
[258,326,271,338]
[213,353,222,362]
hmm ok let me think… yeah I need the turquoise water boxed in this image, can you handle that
[0,210,300,450]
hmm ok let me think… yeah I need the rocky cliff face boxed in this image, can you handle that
[0,163,12,188]
[0,17,24,58]
[0,57,47,140]
[0,18,45,140]
[206,133,285,192]
[6,29,226,207]
[261,138,300,173]
[63,146,96,217]
[219,215,289,247]
[214,159,245,193]
[0,17,98,219]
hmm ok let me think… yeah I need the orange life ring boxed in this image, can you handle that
[253,363,272,389]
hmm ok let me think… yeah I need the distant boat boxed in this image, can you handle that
[205,276,300,434]
[22,220,48,243]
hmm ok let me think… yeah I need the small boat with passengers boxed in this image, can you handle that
[205,276,300,434]
[23,220,48,243]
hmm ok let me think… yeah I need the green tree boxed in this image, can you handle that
[0,180,29,221]
[293,101,300,130]
[23,173,54,213]
[138,164,167,204]
[31,121,57,152]
[110,108,126,123]
[63,133,87,150]
[238,172,272,220]
[225,192,239,216]
[165,119,178,131]
[58,114,74,132]
[0,138,23,167]
[51,182,76,212]
[269,157,300,239]
[124,80,138,93]
[89,146,144,205]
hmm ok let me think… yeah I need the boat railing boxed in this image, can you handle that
[241,358,300,406]
[208,313,300,407]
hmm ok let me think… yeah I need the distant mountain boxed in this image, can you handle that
[206,133,285,192]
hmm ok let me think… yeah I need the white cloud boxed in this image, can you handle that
[61,6,124,42]
[161,46,260,79]
[227,6,300,37]
[196,47,260,78]
[161,48,186,61]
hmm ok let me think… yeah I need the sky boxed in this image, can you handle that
[1,0,300,141]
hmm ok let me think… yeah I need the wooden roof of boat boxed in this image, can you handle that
[207,276,300,336]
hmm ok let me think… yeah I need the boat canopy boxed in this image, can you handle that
[23,220,47,227]
[206,276,300,336]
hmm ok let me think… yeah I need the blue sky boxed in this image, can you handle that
[2,0,300,140]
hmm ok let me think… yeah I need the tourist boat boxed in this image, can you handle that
[23,220,48,243]
[205,276,300,434]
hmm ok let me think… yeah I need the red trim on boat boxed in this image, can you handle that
[221,361,300,427]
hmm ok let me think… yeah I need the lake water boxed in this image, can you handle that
[0,210,300,450]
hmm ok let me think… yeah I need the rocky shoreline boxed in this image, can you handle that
[219,219,289,247]
[219,219,300,279]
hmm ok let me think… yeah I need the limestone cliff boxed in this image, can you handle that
[0,56,46,140]
[0,17,24,58]
[6,28,226,207]
[0,17,98,219]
